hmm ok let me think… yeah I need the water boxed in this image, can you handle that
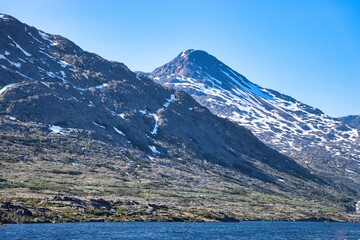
[0,222,359,240]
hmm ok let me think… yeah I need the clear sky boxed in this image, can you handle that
[1,0,359,117]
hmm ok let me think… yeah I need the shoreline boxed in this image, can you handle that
[2,218,360,225]
[1,196,359,224]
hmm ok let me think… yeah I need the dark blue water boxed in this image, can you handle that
[0,222,359,240]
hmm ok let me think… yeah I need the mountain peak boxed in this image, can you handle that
[179,49,195,58]
[154,49,227,78]
[152,49,257,95]
[0,13,16,21]
[0,13,25,27]
[175,49,222,68]
[178,49,209,59]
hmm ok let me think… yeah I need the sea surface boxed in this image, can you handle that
[0,221,359,240]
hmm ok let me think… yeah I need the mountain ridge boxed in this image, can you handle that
[0,14,359,223]
[151,49,360,191]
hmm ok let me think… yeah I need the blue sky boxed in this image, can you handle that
[1,0,359,117]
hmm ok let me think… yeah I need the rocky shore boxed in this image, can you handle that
[1,196,359,224]
[0,196,239,223]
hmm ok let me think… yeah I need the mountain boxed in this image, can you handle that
[0,14,359,223]
[0,14,318,182]
[338,115,360,131]
[150,49,360,190]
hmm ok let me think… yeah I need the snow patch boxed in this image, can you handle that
[60,70,66,78]
[39,50,56,60]
[28,32,43,44]
[288,141,302,151]
[38,31,50,42]
[0,83,16,95]
[49,125,63,133]
[40,81,51,88]
[149,113,159,135]
[93,122,106,129]
[7,116,16,121]
[15,71,32,79]
[0,54,21,68]
[59,60,70,68]
[95,83,109,89]
[149,145,160,154]
[220,68,273,100]
[345,169,357,174]
[74,86,86,92]
[8,35,32,57]
[12,62,21,68]
[163,93,176,108]
[46,71,55,78]
[139,110,147,114]
[113,127,125,136]
[148,155,155,162]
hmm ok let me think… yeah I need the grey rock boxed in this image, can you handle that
[337,115,360,131]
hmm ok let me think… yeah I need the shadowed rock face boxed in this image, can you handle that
[338,115,360,131]
[151,49,360,189]
[0,13,318,183]
[0,14,135,88]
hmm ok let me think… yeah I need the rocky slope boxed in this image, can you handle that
[338,115,360,131]
[150,49,360,191]
[0,14,359,222]
[0,116,358,223]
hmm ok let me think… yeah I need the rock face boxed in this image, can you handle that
[0,14,317,183]
[150,49,360,190]
[338,115,360,131]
